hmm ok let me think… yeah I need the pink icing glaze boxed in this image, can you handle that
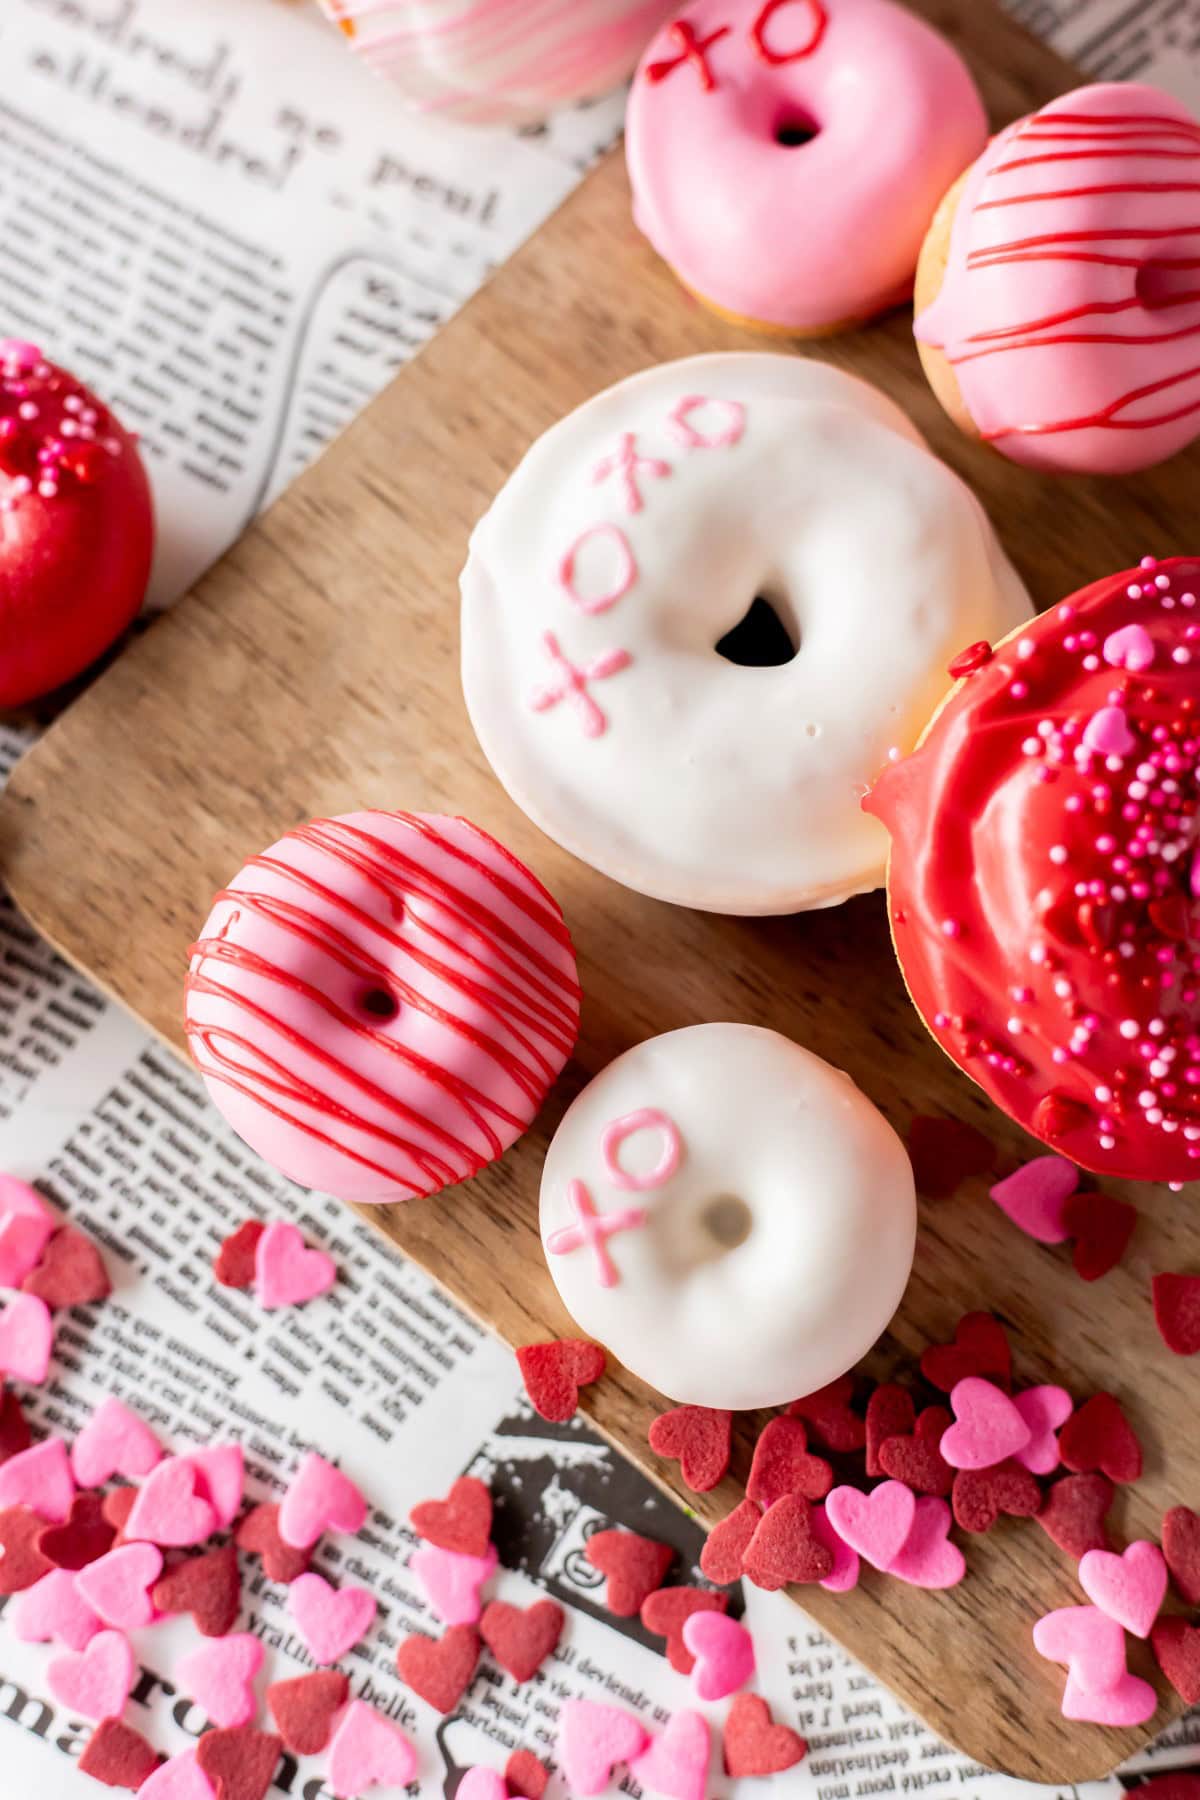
[545,1178,647,1286]
[600,1108,683,1189]
[916,82,1200,475]
[185,811,581,1204]
[626,0,987,330]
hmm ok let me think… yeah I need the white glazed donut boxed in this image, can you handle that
[461,353,1032,914]
[539,1023,916,1409]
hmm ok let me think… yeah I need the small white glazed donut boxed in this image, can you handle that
[461,352,1032,914]
[539,1023,916,1409]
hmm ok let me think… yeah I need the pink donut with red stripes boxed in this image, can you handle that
[185,811,580,1204]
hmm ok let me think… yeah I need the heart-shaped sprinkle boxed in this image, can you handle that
[0,1176,54,1227]
[126,1458,216,1549]
[647,1405,732,1492]
[825,1482,916,1572]
[479,1597,564,1682]
[1059,1392,1142,1482]
[75,1542,163,1630]
[743,1495,833,1589]
[22,1226,110,1309]
[746,1417,832,1509]
[889,1497,964,1589]
[989,1157,1078,1244]
[906,1114,994,1199]
[921,1313,1011,1392]
[135,1750,214,1799]
[0,1388,30,1465]
[288,1571,376,1664]
[1153,1273,1200,1355]
[630,1708,709,1800]
[178,1632,264,1728]
[811,1502,860,1592]
[266,1669,348,1756]
[234,1502,310,1583]
[254,1220,336,1310]
[1163,1505,1200,1605]
[38,1492,115,1570]
[278,1451,366,1548]
[196,1727,283,1800]
[786,1374,866,1453]
[459,1772,506,1800]
[505,1748,549,1799]
[865,1384,916,1477]
[72,1398,163,1491]
[213,1220,265,1290]
[1103,622,1155,671]
[516,1340,605,1422]
[0,1210,53,1287]
[12,1567,101,1650]
[1036,1471,1114,1558]
[0,1437,74,1521]
[1061,1668,1157,1725]
[1082,703,1135,758]
[410,1475,492,1558]
[1012,1385,1073,1475]
[151,1543,240,1637]
[558,1699,647,1796]
[723,1693,807,1777]
[951,1462,1042,1534]
[78,1719,161,1790]
[326,1700,416,1798]
[941,1378,1031,1471]
[396,1623,480,1713]
[102,1485,137,1540]
[681,1610,754,1700]
[187,1446,243,1529]
[1080,1541,1168,1639]
[47,1626,135,1720]
[700,1500,760,1585]
[0,1293,53,1384]
[411,1541,497,1625]
[585,1528,674,1616]
[0,1504,53,1592]
[640,1586,727,1674]
[1033,1603,1127,1692]
[1064,1190,1136,1281]
[877,1406,954,1497]
[1153,1615,1200,1703]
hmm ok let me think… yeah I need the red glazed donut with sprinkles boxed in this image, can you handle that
[867,557,1200,1184]
[0,339,153,708]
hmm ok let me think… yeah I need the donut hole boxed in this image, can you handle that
[700,1193,754,1251]
[1136,258,1200,311]
[359,985,399,1021]
[715,594,798,668]
[774,111,820,148]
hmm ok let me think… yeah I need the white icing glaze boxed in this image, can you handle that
[461,353,1032,914]
[539,1023,917,1409]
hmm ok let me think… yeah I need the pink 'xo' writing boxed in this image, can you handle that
[547,1109,684,1288]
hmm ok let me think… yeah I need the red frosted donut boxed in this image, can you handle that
[867,557,1200,1183]
[0,340,153,708]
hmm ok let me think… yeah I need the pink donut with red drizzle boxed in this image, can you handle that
[866,556,1200,1184]
[625,0,987,333]
[915,82,1200,475]
[185,811,581,1204]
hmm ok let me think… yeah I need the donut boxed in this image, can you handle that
[625,0,987,334]
[539,1023,916,1409]
[866,555,1200,1185]
[0,339,153,709]
[185,810,581,1203]
[317,0,674,124]
[915,82,1200,475]
[460,352,1033,914]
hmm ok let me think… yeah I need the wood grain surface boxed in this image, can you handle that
[4,0,1200,1780]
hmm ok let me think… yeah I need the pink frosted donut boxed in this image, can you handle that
[184,811,581,1204]
[625,0,987,333]
[915,82,1200,475]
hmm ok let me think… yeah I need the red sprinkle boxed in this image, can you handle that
[506,1749,549,1800]
[723,1692,808,1776]
[921,1312,1012,1392]
[214,1220,266,1290]
[640,1586,728,1674]
[196,1727,283,1800]
[906,1115,994,1198]
[479,1598,564,1682]
[0,1389,30,1465]
[0,1505,53,1592]
[1035,1472,1114,1559]
[585,1528,675,1617]
[1162,1505,1200,1605]
[516,1340,605,1423]
[395,1623,480,1714]
[742,1495,832,1590]
[235,1502,311,1584]
[952,1461,1042,1534]
[78,1719,161,1790]
[648,1405,732,1493]
[409,1476,493,1560]
[878,1407,954,1498]
[266,1670,348,1756]
[151,1542,241,1637]
[22,1226,110,1308]
[700,1499,761,1586]
[947,640,994,678]
[1153,1272,1200,1354]
[786,1375,866,1453]
[746,1417,832,1510]
[37,1492,115,1570]
[1064,1190,1136,1281]
[1152,1615,1200,1705]
[865,1384,916,1478]
[1058,1392,1142,1483]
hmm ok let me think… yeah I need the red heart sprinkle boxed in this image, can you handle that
[878,1407,954,1498]
[1163,1506,1200,1606]
[648,1406,732,1493]
[0,1505,53,1592]
[742,1496,833,1590]
[214,1221,265,1290]
[1152,1615,1200,1704]
[102,1487,137,1545]
[151,1542,240,1636]
[266,1669,348,1755]
[0,1389,30,1465]
[21,1226,110,1308]
[586,1528,675,1616]
[1065,1191,1136,1282]
[1035,1472,1114,1559]
[78,1719,161,1790]
[700,1500,761,1586]
[947,640,993,679]
[395,1623,480,1713]
[906,1115,994,1199]
[234,1502,311,1583]
[480,1598,564,1681]
[1153,1273,1200,1355]
[747,1418,832,1510]
[506,1749,549,1800]
[1059,1392,1142,1483]
[786,1375,865,1454]
[723,1693,808,1776]
[865,1384,916,1478]
[921,1313,1011,1393]
[640,1586,728,1674]
[952,1461,1042,1534]
[38,1492,115,1570]
[196,1726,283,1800]
[410,1476,493,1559]
[516,1340,605,1423]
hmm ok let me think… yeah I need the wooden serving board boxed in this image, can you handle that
[4,1,1200,1780]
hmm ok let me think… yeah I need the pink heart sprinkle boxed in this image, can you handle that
[0,1212,53,1288]
[1011,1385,1073,1476]
[630,1709,709,1800]
[1061,1669,1157,1726]
[12,1568,102,1650]
[458,1773,507,1800]
[824,1481,916,1572]
[989,1157,1078,1245]
[1033,1604,1128,1694]
[124,1456,217,1549]
[278,1451,367,1549]
[177,1633,263,1729]
[187,1445,243,1529]
[1082,704,1135,759]
[1079,1540,1168,1639]
[255,1220,337,1311]
[889,1497,965,1590]
[940,1378,1032,1471]
[559,1699,648,1796]
[0,1293,54,1384]
[71,1397,163,1490]
[411,1541,498,1625]
[137,1751,215,1800]
[0,1436,75,1521]
[288,1571,377,1664]
[47,1627,135,1721]
[811,1502,860,1593]
[681,1610,755,1701]
[0,1177,54,1228]
[327,1699,417,1799]
[75,1542,164,1630]
[1103,623,1155,672]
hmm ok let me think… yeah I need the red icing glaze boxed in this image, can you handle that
[0,340,152,707]
[867,557,1200,1182]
